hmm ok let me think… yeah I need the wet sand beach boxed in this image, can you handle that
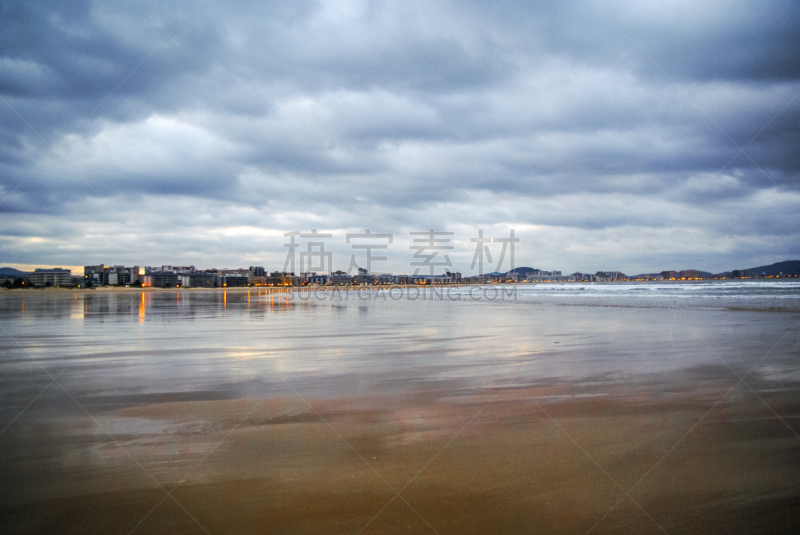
[0,283,798,533]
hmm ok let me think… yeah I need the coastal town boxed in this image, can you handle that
[2,262,797,289]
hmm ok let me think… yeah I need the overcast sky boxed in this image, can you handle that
[1,0,798,275]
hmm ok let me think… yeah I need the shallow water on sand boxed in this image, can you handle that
[1,283,799,533]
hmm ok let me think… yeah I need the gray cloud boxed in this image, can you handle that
[1,0,799,274]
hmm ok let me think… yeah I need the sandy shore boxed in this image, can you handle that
[1,371,798,534]
[1,285,798,533]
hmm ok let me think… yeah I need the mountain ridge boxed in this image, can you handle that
[0,267,29,277]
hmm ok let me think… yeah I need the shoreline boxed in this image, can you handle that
[2,276,799,293]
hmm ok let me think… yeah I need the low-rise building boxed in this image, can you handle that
[248,266,266,285]
[301,272,329,285]
[84,265,143,286]
[632,274,664,281]
[159,265,195,274]
[331,271,353,286]
[181,272,218,288]
[267,271,301,286]
[354,268,377,285]
[527,270,564,282]
[144,271,178,288]
[444,271,462,283]
[596,271,624,281]
[29,268,73,287]
[219,274,248,287]
[377,274,395,285]
[84,264,108,285]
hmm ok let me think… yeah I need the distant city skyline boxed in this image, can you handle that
[3,257,798,281]
[1,2,798,274]
[5,261,797,291]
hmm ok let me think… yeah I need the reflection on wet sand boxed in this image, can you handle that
[0,287,798,533]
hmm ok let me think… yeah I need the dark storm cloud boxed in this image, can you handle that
[464,0,800,83]
[1,0,799,273]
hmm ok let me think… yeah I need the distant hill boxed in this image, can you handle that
[0,267,29,277]
[738,260,800,277]
[480,267,538,277]
[506,267,537,276]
